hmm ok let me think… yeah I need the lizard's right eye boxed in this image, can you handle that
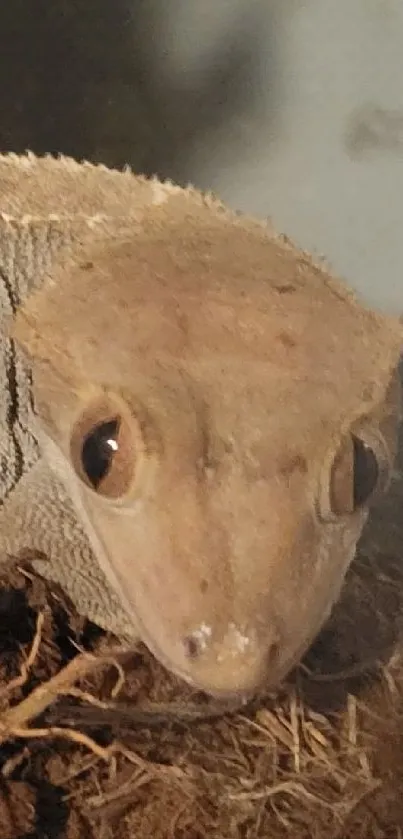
[321,422,391,519]
[70,397,144,499]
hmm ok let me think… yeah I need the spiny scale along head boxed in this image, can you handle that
[13,162,403,698]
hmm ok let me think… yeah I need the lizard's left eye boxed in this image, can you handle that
[70,398,142,498]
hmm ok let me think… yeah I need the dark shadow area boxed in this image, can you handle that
[0,1,279,181]
[0,0,156,171]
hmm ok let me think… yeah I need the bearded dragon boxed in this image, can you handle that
[0,152,401,700]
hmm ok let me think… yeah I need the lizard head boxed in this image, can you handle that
[13,190,403,698]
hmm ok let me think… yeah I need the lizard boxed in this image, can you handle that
[0,152,401,701]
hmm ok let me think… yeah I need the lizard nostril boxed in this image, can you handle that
[267,640,280,670]
[182,624,213,660]
[183,634,203,659]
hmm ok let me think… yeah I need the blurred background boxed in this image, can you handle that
[1,0,403,313]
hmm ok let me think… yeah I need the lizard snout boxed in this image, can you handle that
[174,620,281,697]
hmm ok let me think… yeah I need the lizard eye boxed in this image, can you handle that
[70,397,143,498]
[327,426,390,517]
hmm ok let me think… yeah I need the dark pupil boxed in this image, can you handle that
[81,419,119,489]
[352,434,379,508]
